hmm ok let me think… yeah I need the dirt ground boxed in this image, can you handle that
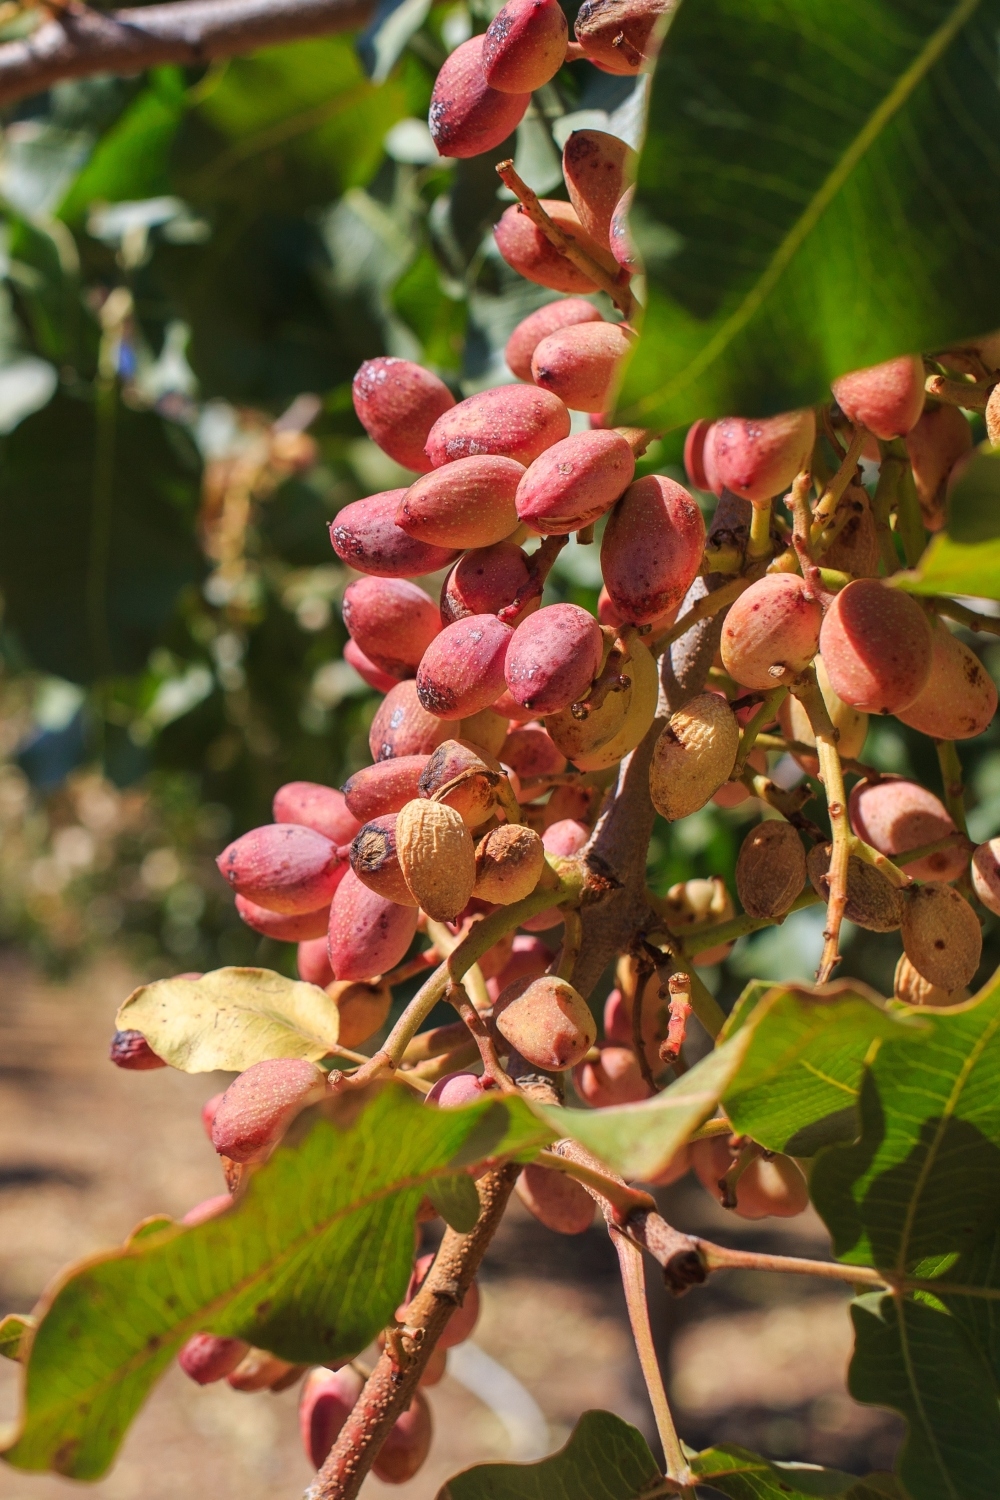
[0,955,902,1499]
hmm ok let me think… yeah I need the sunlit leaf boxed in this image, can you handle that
[1,1085,553,1480]
[116,966,340,1071]
[534,982,923,1179]
[619,0,1000,429]
[690,1442,901,1499]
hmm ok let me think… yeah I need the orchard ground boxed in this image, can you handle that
[0,954,901,1498]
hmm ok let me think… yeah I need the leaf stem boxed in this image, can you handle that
[936,739,969,836]
[535,1147,656,1220]
[695,1239,888,1289]
[613,1232,693,1490]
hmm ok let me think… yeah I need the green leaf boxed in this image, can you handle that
[0,1314,34,1362]
[812,970,1000,1273]
[427,1173,482,1233]
[720,980,927,1156]
[618,0,1000,429]
[941,445,1000,544]
[690,1442,901,1499]
[849,1292,1000,1500]
[0,392,203,684]
[535,983,923,1180]
[59,70,187,222]
[1,1085,553,1480]
[893,533,1000,600]
[812,972,1000,1500]
[116,966,340,1071]
[436,1410,659,1499]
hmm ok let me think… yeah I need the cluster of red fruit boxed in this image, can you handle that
[104,11,1000,1482]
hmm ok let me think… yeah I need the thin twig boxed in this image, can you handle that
[496,160,636,318]
[815,732,850,982]
[613,1232,693,1489]
[927,597,1000,637]
[651,575,749,654]
[307,1165,520,1500]
[695,1239,888,1289]
[537,1146,655,1220]
[924,373,992,409]
[446,981,517,1093]
[936,740,969,837]
[732,686,787,776]
[0,0,374,106]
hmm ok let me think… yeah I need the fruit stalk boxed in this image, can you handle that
[306,1165,520,1500]
[445,981,517,1092]
[814,731,851,982]
[936,739,969,836]
[495,159,637,318]
[613,1231,694,1491]
[809,422,867,536]
[731,686,787,777]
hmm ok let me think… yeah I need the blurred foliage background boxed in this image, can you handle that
[0,0,996,1014]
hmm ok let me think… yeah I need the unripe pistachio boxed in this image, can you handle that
[211,1058,329,1164]
[494,974,597,1070]
[273,782,360,845]
[416,614,515,720]
[349,814,418,906]
[601,474,705,625]
[341,576,440,679]
[894,953,967,1008]
[515,1162,594,1233]
[297,935,335,988]
[531,322,633,413]
[901,883,982,991]
[473,823,545,903]
[328,868,420,981]
[425,1071,491,1107]
[505,603,604,715]
[327,980,391,1047]
[819,579,933,715]
[342,755,431,822]
[735,820,807,920]
[501,725,567,779]
[482,0,568,92]
[905,404,973,531]
[340,636,397,690]
[972,838,1000,916]
[720,575,822,690]
[895,620,997,741]
[649,694,740,820]
[562,129,637,247]
[731,1155,810,1220]
[573,0,670,73]
[179,1334,250,1385]
[217,824,346,915]
[515,429,635,534]
[573,1045,650,1106]
[661,878,734,965]
[820,483,880,578]
[235,895,331,942]
[369,680,450,761]
[493,200,620,295]
[832,354,925,440]
[352,357,454,473]
[397,455,524,549]
[428,35,529,158]
[849,776,965,882]
[109,1029,167,1070]
[646,1144,692,1187]
[806,843,903,932]
[486,933,551,1002]
[396,798,477,920]
[330,489,458,578]
[505,299,602,383]
[299,1365,364,1470]
[705,410,815,504]
[425,385,570,468]
[181,1194,232,1226]
[227,1348,300,1393]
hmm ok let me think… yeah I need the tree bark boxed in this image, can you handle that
[0,0,375,107]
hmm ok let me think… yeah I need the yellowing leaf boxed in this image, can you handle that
[116,966,339,1072]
